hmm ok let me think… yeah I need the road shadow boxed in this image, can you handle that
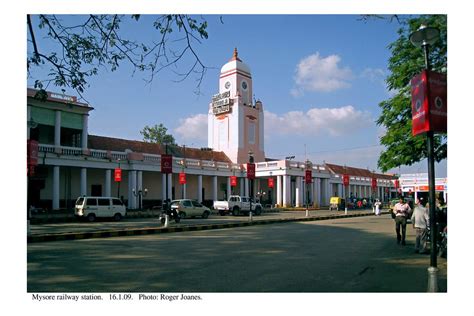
[27,215,447,292]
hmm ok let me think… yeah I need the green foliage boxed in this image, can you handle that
[376,15,447,172]
[140,124,176,145]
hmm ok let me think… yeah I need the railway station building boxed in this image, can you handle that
[26,49,398,211]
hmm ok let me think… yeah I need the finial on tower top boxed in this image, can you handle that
[230,47,242,62]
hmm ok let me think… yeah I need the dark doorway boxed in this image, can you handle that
[91,184,102,196]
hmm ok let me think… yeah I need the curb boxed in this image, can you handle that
[27,211,389,244]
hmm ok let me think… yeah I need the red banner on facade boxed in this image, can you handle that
[371,178,377,189]
[27,140,39,167]
[411,70,447,136]
[27,140,39,176]
[268,178,274,188]
[230,176,237,187]
[114,168,122,182]
[394,180,400,189]
[305,170,312,184]
[179,172,186,184]
[343,174,350,187]
[161,154,172,174]
[247,163,255,180]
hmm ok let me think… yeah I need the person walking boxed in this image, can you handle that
[392,197,411,245]
[411,198,430,253]
[374,199,382,216]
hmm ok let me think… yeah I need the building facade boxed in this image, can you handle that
[26,49,397,211]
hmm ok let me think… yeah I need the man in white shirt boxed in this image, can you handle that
[411,198,430,253]
[393,197,411,245]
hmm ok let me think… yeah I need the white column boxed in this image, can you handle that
[82,114,89,149]
[295,177,301,207]
[197,175,203,203]
[162,173,167,201]
[310,181,314,206]
[227,177,232,198]
[182,183,187,199]
[314,178,321,207]
[326,179,331,205]
[137,171,143,191]
[80,168,87,197]
[105,169,111,197]
[128,170,137,209]
[52,166,60,210]
[283,175,290,207]
[138,171,144,208]
[213,176,218,201]
[277,175,282,206]
[245,178,249,197]
[167,173,173,201]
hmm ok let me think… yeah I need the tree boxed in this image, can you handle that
[27,14,211,100]
[376,15,447,172]
[140,124,176,145]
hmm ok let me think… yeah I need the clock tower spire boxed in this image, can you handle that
[207,49,265,164]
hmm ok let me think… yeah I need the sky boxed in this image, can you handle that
[27,14,447,177]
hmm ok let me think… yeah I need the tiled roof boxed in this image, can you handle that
[88,135,232,163]
[324,163,398,180]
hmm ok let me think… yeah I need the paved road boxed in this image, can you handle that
[29,209,371,236]
[27,214,447,292]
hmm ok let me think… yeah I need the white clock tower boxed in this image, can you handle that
[208,48,265,164]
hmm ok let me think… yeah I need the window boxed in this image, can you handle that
[182,200,193,207]
[112,199,123,206]
[76,197,84,206]
[192,201,203,207]
[98,198,110,206]
[248,122,256,144]
[86,199,97,206]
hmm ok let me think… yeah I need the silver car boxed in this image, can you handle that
[170,199,211,219]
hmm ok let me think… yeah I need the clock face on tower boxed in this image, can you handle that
[225,81,231,89]
[241,81,248,90]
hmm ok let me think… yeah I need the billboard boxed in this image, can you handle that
[411,70,447,135]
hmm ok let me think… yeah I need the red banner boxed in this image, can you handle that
[371,178,377,189]
[161,154,172,174]
[27,140,39,167]
[268,178,274,188]
[247,163,255,180]
[114,168,122,182]
[305,170,312,184]
[179,172,186,184]
[230,176,237,187]
[411,70,447,136]
[394,180,400,189]
[343,174,350,187]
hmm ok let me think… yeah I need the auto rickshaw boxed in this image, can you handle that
[329,197,345,211]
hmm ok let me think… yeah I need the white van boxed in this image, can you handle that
[75,196,126,222]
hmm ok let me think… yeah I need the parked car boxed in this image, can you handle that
[170,199,211,219]
[75,196,126,222]
[213,195,263,216]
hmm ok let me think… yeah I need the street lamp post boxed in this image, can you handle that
[409,24,441,292]
[248,151,254,220]
[117,159,121,199]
